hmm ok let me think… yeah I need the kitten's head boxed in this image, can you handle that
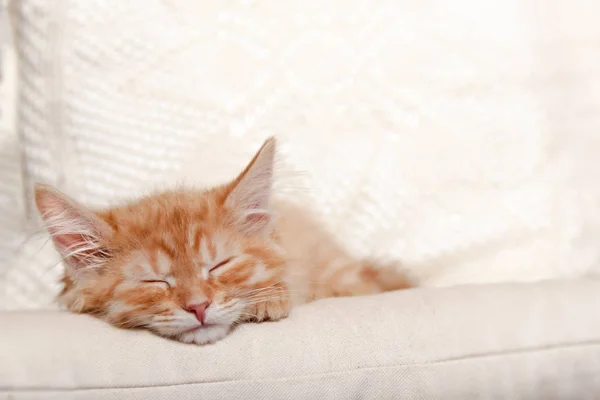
[35,138,289,344]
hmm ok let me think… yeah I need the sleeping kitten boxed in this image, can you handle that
[35,138,412,344]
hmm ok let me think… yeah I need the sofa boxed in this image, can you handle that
[2,0,600,398]
[2,281,600,399]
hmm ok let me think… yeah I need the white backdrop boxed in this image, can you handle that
[2,0,600,309]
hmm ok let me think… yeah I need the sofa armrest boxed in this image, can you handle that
[2,280,600,399]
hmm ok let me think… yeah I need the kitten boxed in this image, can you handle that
[35,138,412,344]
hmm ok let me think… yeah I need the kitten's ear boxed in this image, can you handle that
[34,184,114,276]
[225,137,276,235]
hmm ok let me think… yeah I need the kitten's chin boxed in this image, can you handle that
[178,324,230,345]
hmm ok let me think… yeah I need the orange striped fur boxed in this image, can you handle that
[35,138,412,344]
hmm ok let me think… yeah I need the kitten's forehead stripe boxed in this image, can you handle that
[159,236,177,258]
[147,249,160,275]
[162,235,176,249]
[190,224,205,253]
[198,236,210,263]
[208,240,217,260]
[213,234,230,264]
[189,224,200,251]
[156,250,172,275]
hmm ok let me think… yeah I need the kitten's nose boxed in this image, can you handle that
[186,302,210,324]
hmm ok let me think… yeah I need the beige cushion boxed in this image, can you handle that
[1,279,599,399]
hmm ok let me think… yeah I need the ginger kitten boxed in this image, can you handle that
[35,138,412,344]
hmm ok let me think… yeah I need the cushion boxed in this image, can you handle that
[1,280,599,399]
[5,0,600,310]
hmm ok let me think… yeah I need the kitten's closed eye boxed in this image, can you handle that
[209,257,234,273]
[141,279,171,288]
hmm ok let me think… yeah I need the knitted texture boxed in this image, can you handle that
[0,1,28,304]
[3,0,600,309]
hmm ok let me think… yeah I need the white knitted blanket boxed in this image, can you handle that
[2,0,600,309]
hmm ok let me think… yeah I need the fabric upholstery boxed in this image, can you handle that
[1,280,599,399]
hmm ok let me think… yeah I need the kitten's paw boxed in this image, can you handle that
[244,296,290,323]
